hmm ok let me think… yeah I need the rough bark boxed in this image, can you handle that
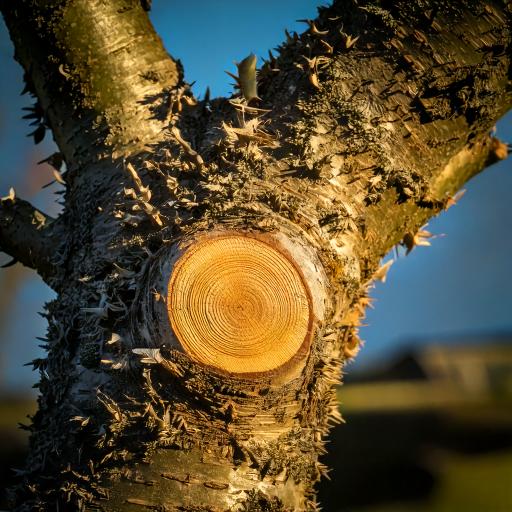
[0,193,62,284]
[0,0,510,511]
[1,0,182,167]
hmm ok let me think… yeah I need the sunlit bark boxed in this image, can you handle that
[0,0,510,510]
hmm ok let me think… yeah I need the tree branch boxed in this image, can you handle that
[204,0,511,279]
[0,0,184,169]
[360,133,508,276]
[0,193,61,284]
[193,0,511,374]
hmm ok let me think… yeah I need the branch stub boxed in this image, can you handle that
[167,235,313,375]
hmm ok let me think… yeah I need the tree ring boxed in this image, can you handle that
[167,235,312,374]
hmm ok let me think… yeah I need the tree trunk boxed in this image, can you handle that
[0,0,510,510]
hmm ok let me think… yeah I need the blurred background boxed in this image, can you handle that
[0,2,511,510]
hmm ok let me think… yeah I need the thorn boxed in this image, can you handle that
[28,124,46,144]
[444,189,466,210]
[285,29,297,44]
[309,73,321,89]
[490,137,508,161]
[52,170,66,185]
[181,95,197,107]
[225,70,239,83]
[297,19,329,36]
[340,30,360,49]
[171,126,204,169]
[267,50,277,66]
[373,259,394,283]
[203,86,211,104]
[132,348,163,364]
[37,152,64,171]
[236,53,260,103]
[301,55,318,70]
[402,226,433,254]
[106,332,122,346]
[228,98,271,115]
[319,39,334,54]
[22,112,40,120]
[1,187,16,202]
[58,63,72,79]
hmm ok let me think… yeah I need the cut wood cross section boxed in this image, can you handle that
[167,235,313,374]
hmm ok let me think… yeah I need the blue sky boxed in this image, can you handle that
[0,1,511,390]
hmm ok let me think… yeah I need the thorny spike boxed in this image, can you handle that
[123,162,163,226]
[299,55,330,90]
[133,348,164,365]
[222,119,279,148]
[402,226,433,254]
[233,53,259,103]
[52,170,66,185]
[38,152,64,171]
[339,30,360,49]
[309,73,321,89]
[372,259,394,283]
[28,124,46,144]
[268,50,277,67]
[228,98,271,115]
[301,56,318,70]
[297,19,329,36]
[285,29,298,44]
[444,189,466,210]
[171,126,205,169]
[203,86,210,103]
[1,187,16,202]
[319,39,334,54]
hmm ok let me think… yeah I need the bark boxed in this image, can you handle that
[1,0,182,167]
[0,0,510,511]
[0,194,62,284]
